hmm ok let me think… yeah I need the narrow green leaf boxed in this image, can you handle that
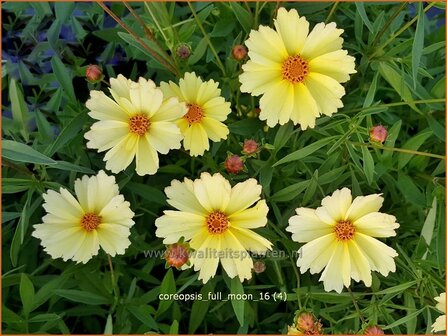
[127,305,158,330]
[273,122,294,154]
[189,281,214,333]
[270,180,309,203]
[273,137,336,166]
[55,2,75,22]
[361,146,374,185]
[9,78,30,141]
[169,320,179,334]
[10,190,33,266]
[45,112,89,156]
[397,129,432,169]
[20,273,35,317]
[363,71,379,108]
[29,313,61,323]
[373,280,417,295]
[229,2,253,33]
[53,289,112,305]
[50,161,95,174]
[230,277,245,326]
[188,38,208,65]
[156,269,176,316]
[382,120,402,161]
[420,196,437,251]
[355,3,374,33]
[104,314,113,334]
[51,56,76,101]
[126,182,167,206]
[383,307,425,330]
[2,140,56,165]
[412,3,425,88]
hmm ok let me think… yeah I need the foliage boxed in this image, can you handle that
[2,2,445,334]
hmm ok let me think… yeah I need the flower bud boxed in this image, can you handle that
[176,43,192,60]
[164,242,189,269]
[225,154,244,174]
[242,139,259,155]
[253,260,266,274]
[86,64,103,83]
[232,44,247,61]
[369,125,387,144]
[296,312,315,332]
[364,326,384,335]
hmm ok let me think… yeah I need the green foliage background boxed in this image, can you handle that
[2,2,445,334]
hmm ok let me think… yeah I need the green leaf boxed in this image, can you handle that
[273,122,294,154]
[361,146,374,185]
[29,313,61,323]
[373,280,417,295]
[20,273,35,317]
[117,32,167,68]
[230,277,245,326]
[53,289,112,305]
[127,305,158,330]
[383,307,425,330]
[2,140,56,165]
[420,196,437,252]
[9,78,30,141]
[363,71,379,108]
[169,320,179,334]
[55,2,75,22]
[228,118,264,136]
[45,111,89,156]
[156,269,176,316]
[229,2,253,33]
[126,182,167,206]
[188,38,208,65]
[412,3,425,88]
[50,161,95,174]
[270,180,309,203]
[189,281,214,333]
[355,3,374,33]
[273,137,336,166]
[397,129,432,169]
[51,56,76,101]
[10,190,34,266]
[104,314,113,334]
[378,62,419,112]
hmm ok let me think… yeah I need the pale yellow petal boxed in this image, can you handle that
[129,82,162,118]
[155,211,205,244]
[347,240,372,286]
[246,25,288,64]
[200,117,229,142]
[274,8,309,55]
[103,134,137,173]
[320,188,352,222]
[165,178,208,215]
[345,194,384,221]
[297,234,336,274]
[226,179,262,215]
[147,121,182,154]
[160,81,185,101]
[135,135,159,176]
[72,230,100,264]
[304,73,345,117]
[86,90,129,122]
[287,207,333,242]
[193,172,231,212]
[196,78,220,106]
[183,123,209,156]
[97,224,131,256]
[229,226,272,253]
[309,50,356,83]
[228,200,269,229]
[202,97,231,121]
[301,22,344,59]
[99,195,135,227]
[84,120,129,153]
[318,242,345,293]
[42,189,83,220]
[291,83,320,129]
[354,212,399,238]
[150,97,186,122]
[239,61,282,96]
[179,72,202,103]
[259,80,293,127]
[109,74,132,101]
[432,314,446,332]
[220,231,253,282]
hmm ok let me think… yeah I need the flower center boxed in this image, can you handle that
[129,114,150,136]
[282,55,309,84]
[334,220,355,241]
[184,103,204,125]
[206,211,229,234]
[81,213,101,232]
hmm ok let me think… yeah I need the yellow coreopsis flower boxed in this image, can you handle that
[32,171,135,264]
[286,188,399,293]
[155,172,272,283]
[432,292,446,333]
[239,7,356,129]
[160,72,231,156]
[85,75,186,175]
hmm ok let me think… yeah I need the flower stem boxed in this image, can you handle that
[349,141,445,160]
[187,1,227,77]
[344,98,445,114]
[348,287,366,324]
[107,254,119,312]
[325,2,339,23]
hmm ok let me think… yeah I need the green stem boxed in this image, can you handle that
[325,2,339,23]
[188,2,227,76]
[348,287,366,324]
[369,2,436,59]
[107,255,119,313]
[349,141,445,160]
[344,98,445,114]
[371,3,407,48]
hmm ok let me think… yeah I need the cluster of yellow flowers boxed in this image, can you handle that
[31,8,444,332]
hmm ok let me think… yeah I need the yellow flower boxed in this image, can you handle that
[85,75,186,175]
[32,171,135,264]
[155,172,272,283]
[239,7,356,129]
[160,72,231,156]
[432,292,446,332]
[286,188,399,293]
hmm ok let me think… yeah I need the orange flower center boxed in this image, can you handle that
[334,220,355,241]
[81,213,101,232]
[282,55,309,84]
[206,211,229,234]
[129,114,150,135]
[184,103,204,125]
